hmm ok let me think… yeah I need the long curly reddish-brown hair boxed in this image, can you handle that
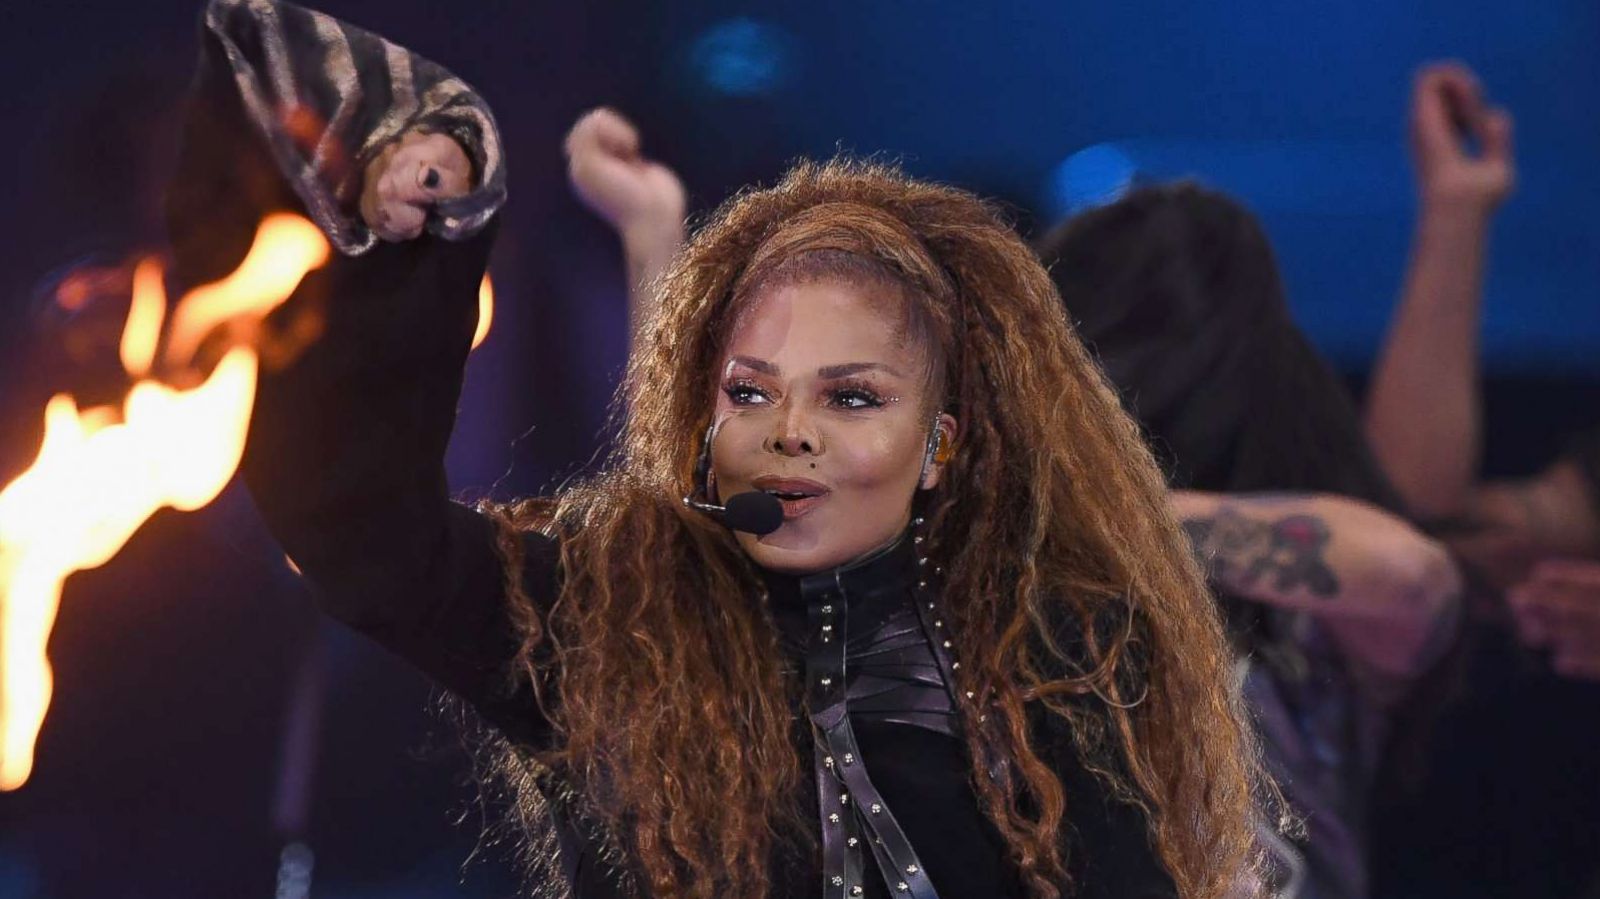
[481,159,1266,898]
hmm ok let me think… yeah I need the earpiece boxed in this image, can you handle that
[692,421,718,502]
[918,412,953,488]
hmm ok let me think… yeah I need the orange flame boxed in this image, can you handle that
[163,214,329,368]
[0,215,329,790]
[472,274,494,350]
[119,259,166,378]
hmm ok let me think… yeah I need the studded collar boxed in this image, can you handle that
[754,527,956,899]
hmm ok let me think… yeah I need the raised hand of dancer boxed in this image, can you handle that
[1410,61,1515,213]
[360,130,475,241]
[565,107,686,245]
[1366,62,1516,521]
[565,107,687,345]
[1510,559,1600,680]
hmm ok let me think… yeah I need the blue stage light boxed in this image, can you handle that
[688,18,791,97]
[1046,143,1137,219]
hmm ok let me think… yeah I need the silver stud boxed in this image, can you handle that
[821,604,833,614]
[942,640,952,648]
[934,620,943,628]
[917,557,928,566]
[820,677,832,687]
[906,864,919,875]
[832,875,844,886]
[843,753,854,765]
[821,634,830,643]
[934,566,943,575]
[847,837,859,848]
[840,793,850,805]
[829,812,840,823]
[979,714,987,722]
[913,535,924,544]
[825,756,835,768]
[912,516,925,526]
[927,602,935,610]
[822,624,833,633]
[965,690,975,700]
[917,581,927,589]
[851,887,864,896]
[952,662,960,670]
[897,882,909,892]
[870,803,882,815]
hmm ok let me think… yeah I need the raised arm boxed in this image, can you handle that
[564,108,687,350]
[1364,61,1515,520]
[168,0,550,743]
[1172,490,1462,679]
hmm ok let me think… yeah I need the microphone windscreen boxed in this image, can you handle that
[722,491,784,536]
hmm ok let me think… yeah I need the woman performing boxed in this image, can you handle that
[566,108,1461,898]
[171,2,1266,896]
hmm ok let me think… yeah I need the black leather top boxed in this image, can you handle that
[763,528,963,897]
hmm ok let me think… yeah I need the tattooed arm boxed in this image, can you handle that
[1172,491,1463,679]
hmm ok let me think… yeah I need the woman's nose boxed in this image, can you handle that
[765,414,822,456]
[767,434,818,455]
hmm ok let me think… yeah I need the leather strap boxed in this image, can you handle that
[806,571,941,899]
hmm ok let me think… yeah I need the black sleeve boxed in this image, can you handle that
[187,0,506,256]
[1040,605,1180,898]
[1034,710,1179,899]
[167,0,550,745]
[1056,749,1180,899]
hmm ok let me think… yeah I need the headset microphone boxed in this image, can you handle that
[682,490,784,536]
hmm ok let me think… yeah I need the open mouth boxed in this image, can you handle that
[751,477,830,520]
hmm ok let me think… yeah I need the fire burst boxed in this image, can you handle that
[0,214,329,791]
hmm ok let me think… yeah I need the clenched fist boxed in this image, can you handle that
[360,130,474,241]
[1409,61,1515,212]
[565,107,686,243]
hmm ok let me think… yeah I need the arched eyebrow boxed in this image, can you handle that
[817,362,903,379]
[727,357,905,379]
[727,355,780,375]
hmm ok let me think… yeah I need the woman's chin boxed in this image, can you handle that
[739,529,828,574]
[737,524,895,575]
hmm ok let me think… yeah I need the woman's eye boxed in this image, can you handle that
[830,387,885,410]
[724,382,771,405]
